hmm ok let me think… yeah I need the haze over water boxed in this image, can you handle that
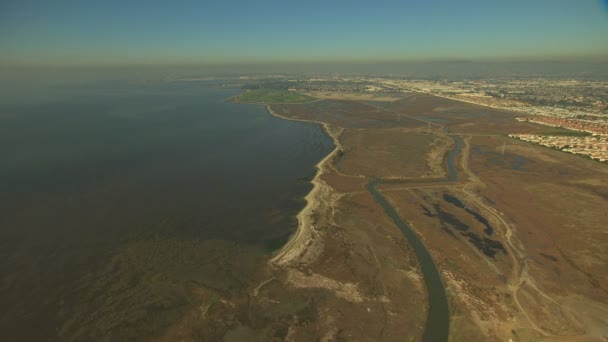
[0,79,333,340]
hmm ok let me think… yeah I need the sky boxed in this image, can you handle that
[1,0,607,66]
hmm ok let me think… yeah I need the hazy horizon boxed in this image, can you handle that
[2,60,608,83]
[2,0,608,67]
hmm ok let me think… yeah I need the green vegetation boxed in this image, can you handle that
[539,128,591,137]
[236,89,316,104]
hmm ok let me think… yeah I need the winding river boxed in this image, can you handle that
[366,131,463,341]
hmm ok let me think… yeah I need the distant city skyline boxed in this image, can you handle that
[1,0,607,66]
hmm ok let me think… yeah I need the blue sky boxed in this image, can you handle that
[1,0,607,65]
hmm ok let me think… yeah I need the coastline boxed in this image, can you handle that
[226,93,340,266]
[264,104,343,266]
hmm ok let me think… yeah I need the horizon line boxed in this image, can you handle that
[2,53,608,69]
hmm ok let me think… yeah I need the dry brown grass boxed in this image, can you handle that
[299,91,404,102]
[270,100,425,129]
[466,135,608,339]
[338,128,439,179]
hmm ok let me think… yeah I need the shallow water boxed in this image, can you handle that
[0,79,333,340]
[446,134,463,182]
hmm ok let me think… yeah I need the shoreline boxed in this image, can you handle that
[227,92,340,266]
[264,104,343,266]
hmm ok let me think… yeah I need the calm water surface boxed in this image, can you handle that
[0,80,333,340]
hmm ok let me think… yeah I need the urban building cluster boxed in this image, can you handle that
[509,134,608,163]
[516,117,608,135]
[245,76,607,121]
[371,78,608,118]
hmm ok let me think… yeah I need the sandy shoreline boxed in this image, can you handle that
[264,105,342,266]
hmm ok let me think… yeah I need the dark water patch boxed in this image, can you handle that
[461,232,507,259]
[421,205,434,217]
[540,253,558,262]
[433,204,469,232]
[264,236,293,254]
[420,205,459,238]
[369,182,449,342]
[442,193,465,207]
[424,200,504,257]
[442,193,494,235]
